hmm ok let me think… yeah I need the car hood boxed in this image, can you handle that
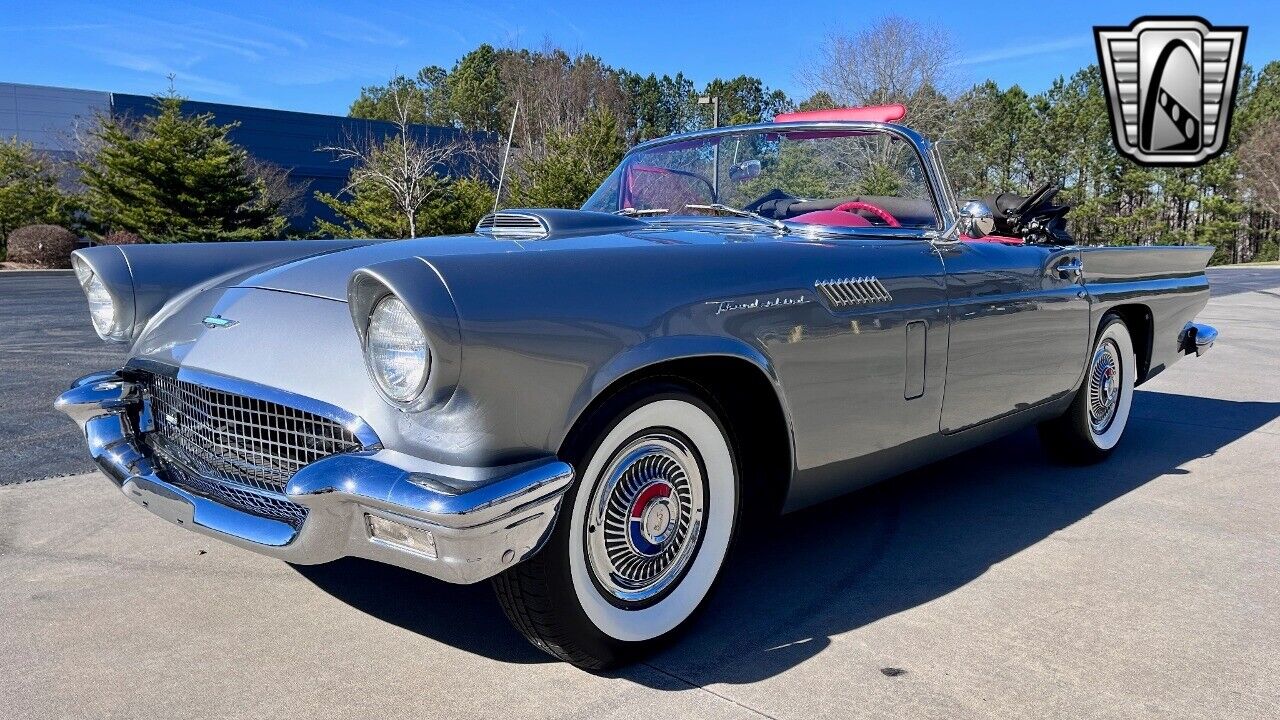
[229,226,740,301]
[230,234,525,301]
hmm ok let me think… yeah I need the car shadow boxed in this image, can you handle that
[291,390,1280,679]
[291,556,552,664]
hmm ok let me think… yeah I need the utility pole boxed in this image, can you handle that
[698,95,720,201]
[698,95,719,128]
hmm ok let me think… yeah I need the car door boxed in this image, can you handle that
[936,240,1091,433]
[766,234,950,508]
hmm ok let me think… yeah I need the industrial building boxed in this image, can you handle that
[0,81,476,230]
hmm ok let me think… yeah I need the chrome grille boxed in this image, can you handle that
[142,374,364,526]
[157,451,310,528]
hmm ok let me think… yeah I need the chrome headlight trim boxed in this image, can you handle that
[348,260,462,413]
[73,255,128,343]
[364,294,432,406]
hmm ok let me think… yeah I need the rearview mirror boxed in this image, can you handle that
[728,159,761,181]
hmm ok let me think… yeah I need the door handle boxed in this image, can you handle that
[1054,257,1083,280]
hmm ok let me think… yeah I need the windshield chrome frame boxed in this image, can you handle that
[609,120,959,238]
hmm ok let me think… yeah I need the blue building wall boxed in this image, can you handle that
[111,94,482,230]
[2,82,484,233]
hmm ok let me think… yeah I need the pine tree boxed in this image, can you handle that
[508,109,628,209]
[78,93,285,242]
[0,137,73,257]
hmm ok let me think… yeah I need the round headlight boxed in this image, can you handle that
[74,262,118,340]
[366,295,430,403]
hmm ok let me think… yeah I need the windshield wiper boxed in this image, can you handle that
[614,207,671,217]
[682,203,789,234]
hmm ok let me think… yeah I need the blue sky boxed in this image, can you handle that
[1,1,1276,115]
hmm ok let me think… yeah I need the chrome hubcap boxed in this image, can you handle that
[586,432,705,605]
[1088,339,1122,434]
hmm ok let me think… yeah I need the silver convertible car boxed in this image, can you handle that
[57,105,1217,668]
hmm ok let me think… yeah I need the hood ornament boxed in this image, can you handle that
[202,315,239,329]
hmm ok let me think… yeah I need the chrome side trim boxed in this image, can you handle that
[815,276,893,308]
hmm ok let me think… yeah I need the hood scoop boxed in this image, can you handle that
[475,209,645,240]
[476,211,549,239]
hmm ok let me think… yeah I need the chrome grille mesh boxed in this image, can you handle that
[157,455,311,527]
[142,374,364,527]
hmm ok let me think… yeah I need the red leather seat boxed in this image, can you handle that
[790,210,873,227]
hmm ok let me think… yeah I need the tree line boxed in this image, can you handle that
[1,16,1277,265]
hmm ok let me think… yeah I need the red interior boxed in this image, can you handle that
[831,200,900,227]
[790,210,873,227]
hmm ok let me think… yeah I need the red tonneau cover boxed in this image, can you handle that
[774,104,907,124]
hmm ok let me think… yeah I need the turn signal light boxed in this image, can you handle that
[365,513,437,558]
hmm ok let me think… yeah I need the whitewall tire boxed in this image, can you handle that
[1039,314,1136,463]
[493,381,738,668]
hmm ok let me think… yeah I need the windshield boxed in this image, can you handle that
[582,127,940,230]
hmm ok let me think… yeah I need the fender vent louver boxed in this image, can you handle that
[475,212,549,240]
[815,276,893,307]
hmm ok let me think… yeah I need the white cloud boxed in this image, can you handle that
[958,36,1092,67]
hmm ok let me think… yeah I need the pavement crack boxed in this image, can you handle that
[640,662,781,720]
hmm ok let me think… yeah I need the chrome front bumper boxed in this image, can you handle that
[55,371,573,584]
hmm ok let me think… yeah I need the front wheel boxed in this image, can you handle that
[1039,314,1136,463]
[493,381,738,669]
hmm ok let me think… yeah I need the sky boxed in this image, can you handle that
[1,0,1277,116]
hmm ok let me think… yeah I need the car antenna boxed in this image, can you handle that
[493,100,520,213]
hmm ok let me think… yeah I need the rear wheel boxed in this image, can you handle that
[1039,314,1136,463]
[493,380,739,669]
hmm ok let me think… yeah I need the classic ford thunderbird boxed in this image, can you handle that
[56,105,1217,668]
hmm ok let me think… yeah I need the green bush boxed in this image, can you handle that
[1,137,73,260]
[6,224,78,268]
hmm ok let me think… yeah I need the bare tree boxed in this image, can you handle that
[1240,119,1280,217]
[245,158,310,222]
[798,16,959,139]
[496,42,630,166]
[319,89,470,238]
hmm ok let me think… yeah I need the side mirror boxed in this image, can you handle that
[957,200,995,239]
[728,159,761,181]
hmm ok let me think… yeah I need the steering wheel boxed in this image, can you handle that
[1012,182,1061,219]
[832,200,901,228]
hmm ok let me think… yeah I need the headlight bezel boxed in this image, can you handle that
[348,264,461,413]
[363,293,432,408]
[73,255,128,343]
